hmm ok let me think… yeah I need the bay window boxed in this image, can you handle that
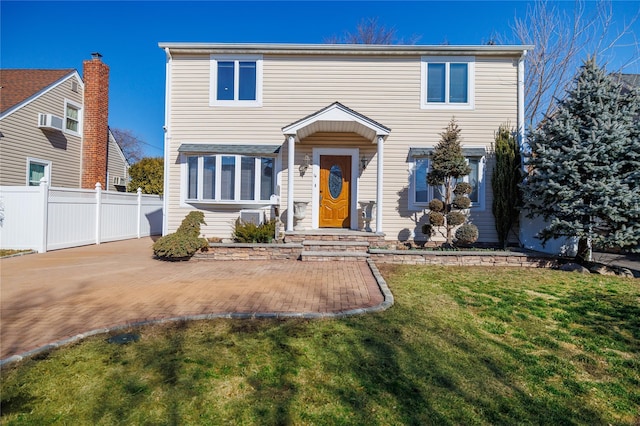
[185,154,274,203]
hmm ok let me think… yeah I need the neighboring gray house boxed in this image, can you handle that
[0,55,129,191]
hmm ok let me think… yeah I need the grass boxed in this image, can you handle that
[0,249,32,258]
[1,266,639,425]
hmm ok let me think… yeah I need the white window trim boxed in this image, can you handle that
[26,157,51,186]
[209,54,263,107]
[181,153,276,205]
[408,153,485,211]
[408,156,433,211]
[63,99,82,136]
[420,56,475,110]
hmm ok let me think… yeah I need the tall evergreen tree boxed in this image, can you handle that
[127,157,164,195]
[492,124,522,249]
[521,57,640,260]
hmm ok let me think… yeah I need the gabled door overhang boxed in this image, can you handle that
[282,102,390,143]
[282,102,390,233]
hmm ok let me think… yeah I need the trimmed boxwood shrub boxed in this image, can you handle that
[446,211,466,227]
[454,182,472,195]
[153,211,208,260]
[429,212,445,226]
[455,223,479,244]
[428,199,444,212]
[453,195,471,210]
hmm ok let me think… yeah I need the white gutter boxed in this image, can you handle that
[162,47,172,236]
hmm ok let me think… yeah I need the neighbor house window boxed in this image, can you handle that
[408,151,485,210]
[64,100,81,133]
[421,56,475,109]
[26,158,51,186]
[185,155,274,202]
[210,55,263,106]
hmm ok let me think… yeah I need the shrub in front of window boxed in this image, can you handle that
[455,223,479,245]
[153,211,208,260]
[425,118,479,246]
[233,218,276,243]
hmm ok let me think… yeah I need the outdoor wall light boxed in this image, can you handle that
[299,154,311,176]
[361,155,368,170]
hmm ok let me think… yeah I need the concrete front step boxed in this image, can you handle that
[301,250,371,262]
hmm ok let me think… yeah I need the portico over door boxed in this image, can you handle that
[319,155,351,228]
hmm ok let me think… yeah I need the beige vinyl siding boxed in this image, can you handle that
[166,52,519,242]
[106,132,129,191]
[0,75,83,187]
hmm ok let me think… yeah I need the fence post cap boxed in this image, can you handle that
[95,182,102,190]
[137,188,142,194]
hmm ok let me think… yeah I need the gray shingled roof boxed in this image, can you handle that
[178,144,281,155]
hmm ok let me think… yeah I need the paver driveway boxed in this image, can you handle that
[0,238,385,361]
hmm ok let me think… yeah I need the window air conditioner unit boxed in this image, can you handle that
[38,113,63,131]
[113,176,125,186]
[239,209,264,226]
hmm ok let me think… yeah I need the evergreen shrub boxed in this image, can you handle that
[429,199,444,212]
[153,211,208,260]
[429,212,445,227]
[455,224,479,244]
[446,211,466,227]
[453,196,471,210]
[233,219,276,243]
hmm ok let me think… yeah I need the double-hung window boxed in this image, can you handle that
[64,100,81,134]
[421,56,475,109]
[408,148,485,210]
[186,154,275,203]
[210,55,263,106]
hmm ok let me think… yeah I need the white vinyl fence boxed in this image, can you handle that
[0,182,162,253]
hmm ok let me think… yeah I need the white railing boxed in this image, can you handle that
[0,181,163,253]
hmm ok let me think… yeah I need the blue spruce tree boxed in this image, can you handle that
[522,57,640,261]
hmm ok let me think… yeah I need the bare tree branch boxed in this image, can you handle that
[325,17,421,45]
[501,0,640,128]
[110,128,145,163]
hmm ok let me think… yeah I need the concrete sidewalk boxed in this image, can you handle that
[0,238,386,361]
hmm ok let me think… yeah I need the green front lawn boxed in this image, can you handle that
[1,266,638,425]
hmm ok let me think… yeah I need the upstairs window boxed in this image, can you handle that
[64,100,81,134]
[210,55,263,106]
[421,56,475,109]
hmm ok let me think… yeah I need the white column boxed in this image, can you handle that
[376,135,384,233]
[286,135,295,232]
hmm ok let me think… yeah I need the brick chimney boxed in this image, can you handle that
[81,52,109,189]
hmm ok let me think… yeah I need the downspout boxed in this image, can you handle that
[162,47,172,236]
[517,50,527,155]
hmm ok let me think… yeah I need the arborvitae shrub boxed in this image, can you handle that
[453,195,471,210]
[428,199,444,212]
[446,211,466,227]
[429,212,445,226]
[233,219,276,243]
[455,223,479,244]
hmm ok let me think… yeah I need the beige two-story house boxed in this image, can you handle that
[0,55,129,191]
[159,43,531,244]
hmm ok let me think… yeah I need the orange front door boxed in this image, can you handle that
[319,155,351,228]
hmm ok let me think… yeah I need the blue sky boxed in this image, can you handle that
[2,1,639,158]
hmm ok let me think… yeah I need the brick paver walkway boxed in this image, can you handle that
[0,238,385,361]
